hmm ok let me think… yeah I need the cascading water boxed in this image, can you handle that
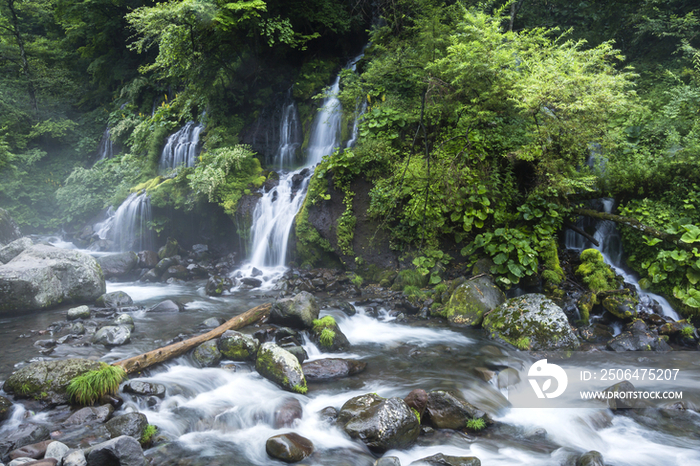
[565,198,679,319]
[275,93,302,170]
[160,121,204,170]
[109,192,154,252]
[96,126,114,160]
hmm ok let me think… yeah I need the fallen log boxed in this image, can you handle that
[113,302,271,375]
[574,208,694,252]
[563,220,600,247]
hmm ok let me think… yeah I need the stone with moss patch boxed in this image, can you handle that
[602,293,638,320]
[255,342,307,394]
[483,294,580,351]
[310,316,350,352]
[439,276,505,326]
[218,330,259,361]
[576,249,618,293]
[3,358,101,404]
[270,291,320,329]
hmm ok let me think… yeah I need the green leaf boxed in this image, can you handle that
[493,253,508,265]
[680,225,700,243]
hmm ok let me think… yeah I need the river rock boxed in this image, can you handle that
[201,317,224,328]
[404,389,428,419]
[0,208,21,246]
[255,342,307,394]
[105,413,147,439]
[147,300,181,313]
[0,394,12,422]
[602,381,644,410]
[443,276,505,326]
[67,305,90,321]
[317,406,338,424]
[483,294,580,350]
[63,405,114,426]
[269,291,320,329]
[265,433,313,463]
[112,314,135,331]
[10,459,57,466]
[576,451,604,466]
[3,359,101,404]
[8,439,52,460]
[337,301,356,316]
[285,346,308,364]
[62,450,87,466]
[338,394,420,453]
[44,441,69,462]
[0,425,49,460]
[0,244,105,315]
[273,397,303,428]
[602,294,637,320]
[153,257,178,276]
[137,250,159,269]
[309,318,350,352]
[158,237,180,260]
[0,237,33,264]
[192,340,221,367]
[95,291,133,309]
[241,277,262,288]
[409,453,481,466]
[302,358,367,381]
[86,435,145,466]
[218,330,259,361]
[162,265,188,281]
[606,319,671,352]
[424,390,487,430]
[93,325,131,346]
[205,275,232,296]
[123,381,165,398]
[97,252,138,279]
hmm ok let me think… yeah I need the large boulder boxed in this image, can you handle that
[3,359,101,404]
[86,435,145,466]
[255,342,307,394]
[0,208,21,246]
[0,244,106,315]
[442,276,505,326]
[337,394,420,453]
[269,291,320,329]
[302,358,367,382]
[482,294,580,350]
[0,237,33,264]
[218,330,259,361]
[96,252,138,279]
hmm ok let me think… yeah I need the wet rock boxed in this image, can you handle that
[218,330,259,361]
[0,244,105,315]
[251,267,263,277]
[140,269,159,282]
[337,301,356,316]
[285,346,308,364]
[8,440,53,460]
[0,208,22,246]
[0,237,33,264]
[86,435,145,466]
[409,453,481,466]
[602,294,637,320]
[273,398,303,428]
[576,451,604,466]
[318,406,338,424]
[205,275,232,296]
[137,250,159,269]
[241,277,262,288]
[404,389,428,420]
[67,305,90,321]
[96,291,133,309]
[473,367,495,383]
[441,276,505,326]
[376,457,401,466]
[338,395,420,453]
[265,433,313,463]
[158,238,180,260]
[105,413,148,439]
[44,441,69,462]
[603,381,644,410]
[63,405,114,426]
[201,317,224,328]
[658,321,687,336]
[269,291,320,329]
[302,359,367,382]
[3,359,101,404]
[147,300,181,313]
[309,317,350,352]
[606,320,671,352]
[255,342,307,394]
[93,325,131,346]
[33,339,57,350]
[192,340,222,367]
[424,390,487,430]
[153,257,178,276]
[62,449,87,466]
[0,425,49,460]
[483,294,580,350]
[0,395,12,422]
[97,252,138,279]
[123,381,166,398]
[112,314,134,331]
[70,322,86,335]
[162,265,188,281]
[579,324,613,343]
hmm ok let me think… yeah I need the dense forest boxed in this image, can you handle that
[1,0,700,316]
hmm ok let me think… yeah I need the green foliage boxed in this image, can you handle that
[464,228,538,288]
[413,249,451,285]
[403,285,421,298]
[576,249,618,293]
[336,191,356,255]
[141,424,157,445]
[351,274,364,287]
[66,363,126,406]
[466,417,486,431]
[312,316,336,332]
[681,325,694,338]
[319,328,336,347]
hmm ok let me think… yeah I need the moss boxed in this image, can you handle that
[336,191,356,255]
[319,328,336,346]
[576,249,618,293]
[392,269,428,291]
[313,316,337,332]
[411,407,421,423]
[351,274,364,287]
[681,325,694,338]
[292,384,308,395]
[141,424,157,445]
[466,418,486,431]
[130,176,164,193]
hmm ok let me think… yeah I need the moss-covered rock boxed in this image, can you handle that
[424,390,488,430]
[158,237,180,260]
[439,276,505,326]
[3,359,101,404]
[576,249,618,293]
[192,340,222,367]
[0,395,12,422]
[602,293,638,320]
[483,294,580,351]
[255,342,307,394]
[309,316,350,352]
[392,269,428,291]
[269,291,320,329]
[218,330,259,361]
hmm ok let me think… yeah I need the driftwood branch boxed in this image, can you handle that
[574,208,694,252]
[113,303,271,375]
[563,220,600,247]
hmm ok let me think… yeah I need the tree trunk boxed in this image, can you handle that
[509,0,526,32]
[113,303,271,375]
[574,208,694,252]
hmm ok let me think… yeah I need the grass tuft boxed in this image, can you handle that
[66,362,126,406]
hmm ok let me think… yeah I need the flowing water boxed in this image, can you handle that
[96,126,114,161]
[160,122,204,170]
[108,192,154,252]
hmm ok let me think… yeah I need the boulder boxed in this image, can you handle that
[96,252,138,279]
[66,305,90,321]
[136,250,158,269]
[122,381,165,398]
[44,441,69,462]
[482,294,580,350]
[285,346,308,364]
[269,291,320,329]
[3,359,101,404]
[157,237,180,260]
[63,405,114,426]
[409,454,481,466]
[0,237,33,264]
[265,433,313,463]
[0,394,12,422]
[255,343,307,394]
[576,451,605,466]
[0,208,21,246]
[8,440,52,460]
[404,389,428,420]
[241,277,262,288]
[0,244,105,315]
[376,458,401,466]
[218,330,259,361]
[602,294,637,320]
[93,325,131,346]
[86,436,145,466]
[112,314,135,331]
[0,425,49,460]
[105,413,148,439]
[147,300,181,313]
[153,257,178,277]
[338,394,420,453]
[442,276,505,326]
[95,291,133,309]
[309,317,350,352]
[424,390,487,430]
[607,319,671,352]
[162,265,188,281]
[192,340,221,367]
[205,275,232,296]
[302,358,367,382]
[317,406,338,425]
[273,398,303,428]
[602,381,644,410]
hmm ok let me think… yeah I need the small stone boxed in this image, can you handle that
[122,381,166,398]
[67,306,91,321]
[265,433,314,463]
[44,441,69,461]
[201,317,224,328]
[95,291,133,309]
[147,300,181,313]
[112,314,135,331]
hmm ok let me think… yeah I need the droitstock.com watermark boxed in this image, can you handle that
[502,352,700,408]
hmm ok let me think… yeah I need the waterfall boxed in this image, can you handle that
[96,126,113,160]
[110,192,154,252]
[275,94,302,170]
[160,122,204,170]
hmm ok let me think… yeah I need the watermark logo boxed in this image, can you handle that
[528,359,568,399]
